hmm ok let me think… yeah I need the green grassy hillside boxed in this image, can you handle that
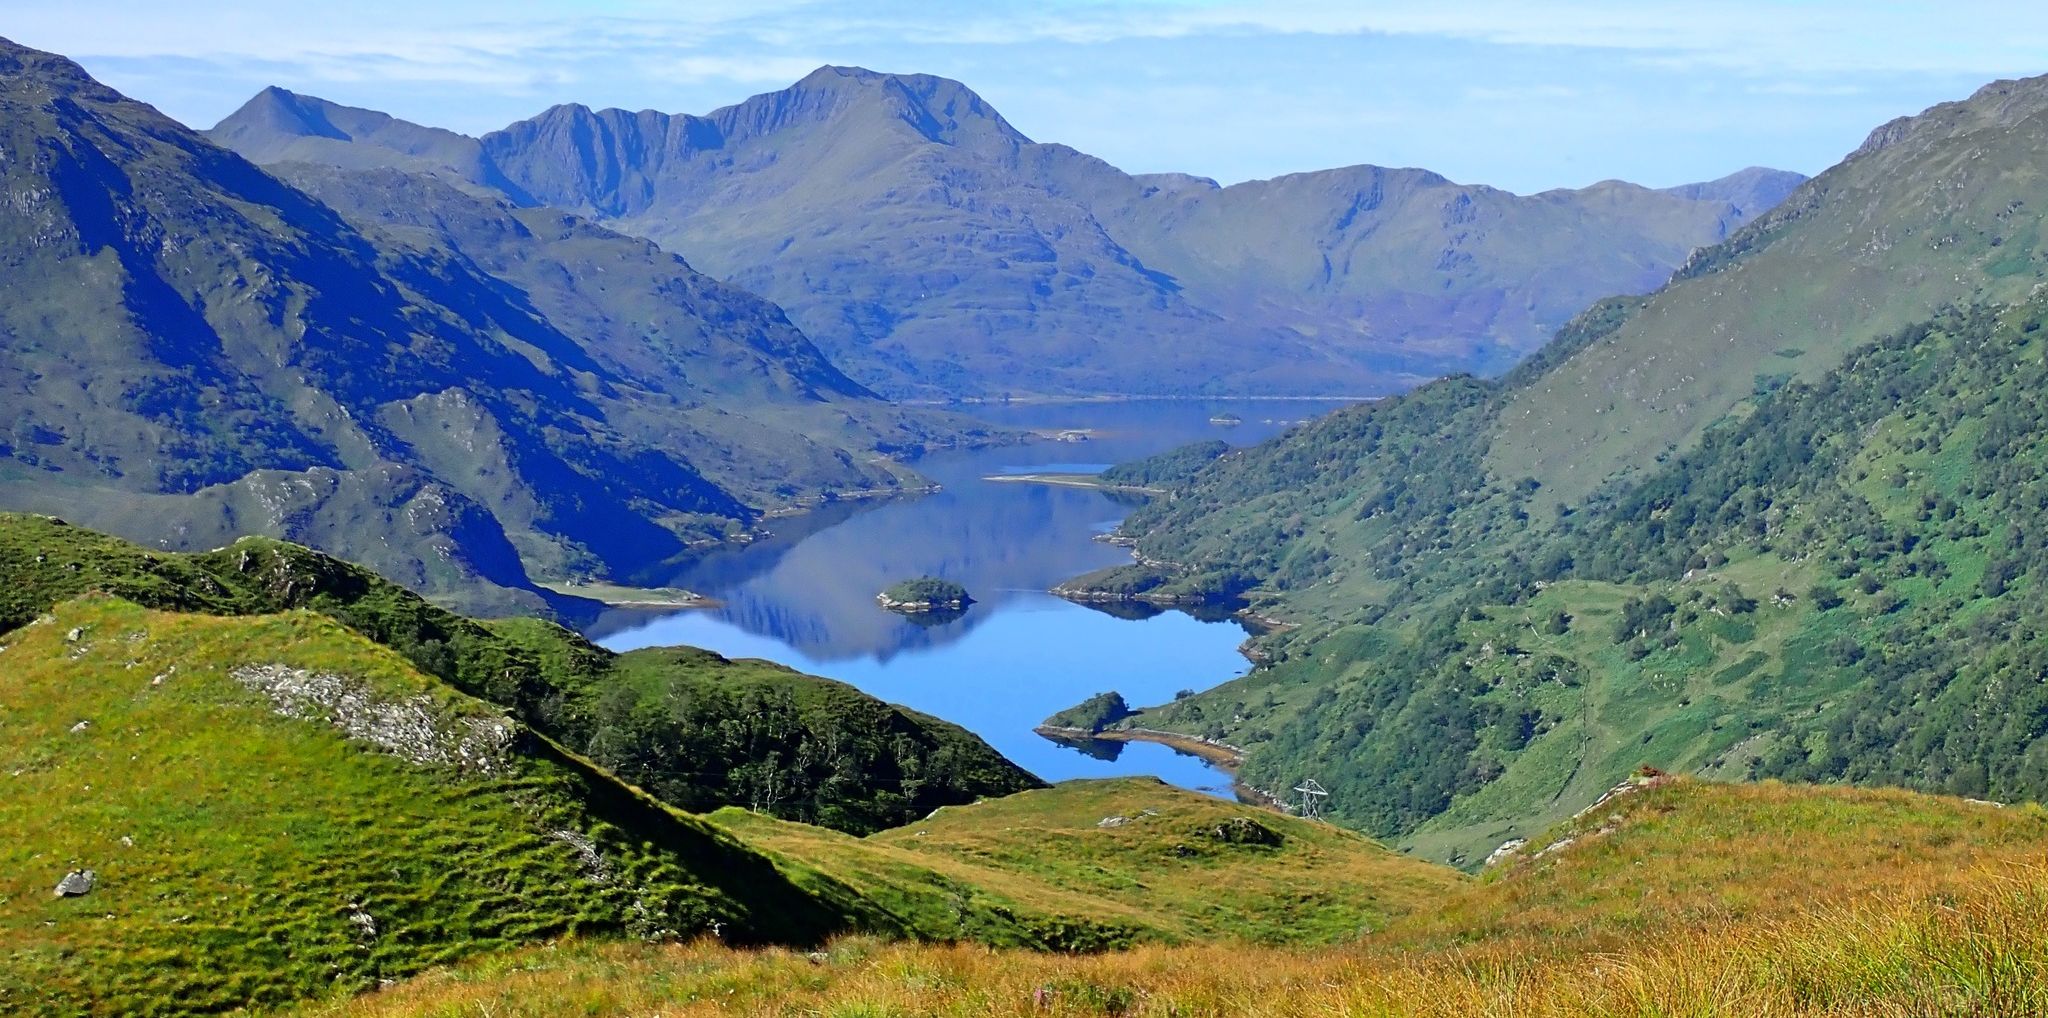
[719,778,1463,949]
[0,596,856,1015]
[1131,295,2048,865]
[0,513,1040,835]
[297,779,2048,1017]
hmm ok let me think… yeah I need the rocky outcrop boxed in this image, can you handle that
[230,664,517,774]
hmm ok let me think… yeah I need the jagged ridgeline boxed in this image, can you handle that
[1100,73,2048,863]
[209,72,1803,400]
[0,513,1040,837]
[0,38,976,616]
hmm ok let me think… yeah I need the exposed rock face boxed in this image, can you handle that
[230,664,516,774]
[1485,838,1528,867]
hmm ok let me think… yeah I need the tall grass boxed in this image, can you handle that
[306,863,2048,1017]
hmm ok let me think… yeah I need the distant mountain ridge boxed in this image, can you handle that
[213,69,1805,398]
[0,39,964,614]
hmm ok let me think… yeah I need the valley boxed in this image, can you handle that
[589,399,1334,794]
[5,15,2048,1017]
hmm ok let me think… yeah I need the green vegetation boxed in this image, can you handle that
[1097,439,1229,489]
[1053,563,1255,606]
[1091,72,2048,865]
[1041,691,1133,734]
[877,577,973,611]
[0,513,1039,835]
[0,521,1458,1015]
[716,778,1459,949]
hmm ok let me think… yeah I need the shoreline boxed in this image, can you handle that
[900,394,1383,407]
[1034,724,1285,810]
[984,473,1165,495]
[534,580,716,610]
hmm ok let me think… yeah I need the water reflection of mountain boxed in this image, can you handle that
[670,480,1139,661]
[586,399,1356,659]
[1039,731,1126,762]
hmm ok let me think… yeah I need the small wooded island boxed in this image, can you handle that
[876,576,974,613]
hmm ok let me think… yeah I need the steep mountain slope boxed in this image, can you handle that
[266,163,972,507]
[1086,73,2048,862]
[1492,75,2048,512]
[214,73,1801,398]
[0,39,951,614]
[0,513,1040,835]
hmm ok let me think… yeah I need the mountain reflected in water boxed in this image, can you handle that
[594,399,1355,791]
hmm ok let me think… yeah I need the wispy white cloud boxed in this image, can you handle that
[4,0,2040,192]
[18,1,2048,82]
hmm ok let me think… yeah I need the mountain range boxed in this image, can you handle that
[210,69,1805,399]
[0,39,982,613]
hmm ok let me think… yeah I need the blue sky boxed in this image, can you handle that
[6,0,2047,193]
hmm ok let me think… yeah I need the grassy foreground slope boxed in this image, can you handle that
[303,778,2048,1017]
[0,513,1040,835]
[0,596,856,1015]
[719,778,1462,948]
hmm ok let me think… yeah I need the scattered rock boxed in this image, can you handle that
[1485,838,1528,867]
[64,627,86,643]
[68,720,90,734]
[119,836,133,848]
[1203,816,1283,847]
[345,903,378,940]
[53,869,95,897]
[1097,815,1130,829]
[551,828,612,883]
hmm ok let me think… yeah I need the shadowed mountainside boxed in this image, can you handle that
[0,39,979,614]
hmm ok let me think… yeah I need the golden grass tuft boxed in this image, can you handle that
[305,779,2048,1017]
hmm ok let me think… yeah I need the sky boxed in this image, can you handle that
[6,0,2047,193]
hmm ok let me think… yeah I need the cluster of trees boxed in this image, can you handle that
[1043,691,1133,733]
[574,652,1032,832]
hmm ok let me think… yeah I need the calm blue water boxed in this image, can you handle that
[591,399,1353,797]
